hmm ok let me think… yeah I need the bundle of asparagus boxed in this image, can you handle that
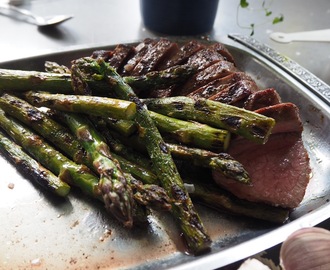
[0,56,288,256]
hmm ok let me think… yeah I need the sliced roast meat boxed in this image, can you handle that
[107,44,135,73]
[213,102,310,209]
[187,72,254,99]
[208,79,259,107]
[213,132,311,209]
[176,60,238,96]
[185,47,226,72]
[148,85,176,98]
[209,42,236,65]
[244,88,281,110]
[158,40,205,70]
[130,39,178,76]
[91,50,113,62]
[122,38,157,75]
[255,103,303,134]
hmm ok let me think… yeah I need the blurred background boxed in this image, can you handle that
[0,0,329,84]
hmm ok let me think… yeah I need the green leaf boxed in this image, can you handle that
[265,10,272,16]
[273,15,284,24]
[240,0,249,8]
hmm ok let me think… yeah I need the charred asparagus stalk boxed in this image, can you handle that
[143,96,276,144]
[187,175,289,224]
[0,93,89,165]
[61,112,136,228]
[105,117,137,137]
[0,130,70,197]
[22,91,230,152]
[0,68,111,94]
[0,105,168,221]
[128,176,172,211]
[94,119,153,171]
[123,64,196,92]
[0,108,100,199]
[0,93,158,195]
[44,61,71,74]
[22,91,136,121]
[149,110,230,151]
[0,65,194,94]
[73,57,211,255]
[166,143,250,184]
[103,129,250,184]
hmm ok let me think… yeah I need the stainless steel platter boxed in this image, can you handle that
[0,37,330,270]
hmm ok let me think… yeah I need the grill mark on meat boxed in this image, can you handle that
[122,38,157,75]
[176,61,238,96]
[244,88,281,110]
[186,47,226,71]
[187,72,254,99]
[255,103,303,134]
[148,85,176,98]
[158,40,205,69]
[209,43,236,64]
[107,44,135,73]
[130,39,178,76]
[91,50,113,61]
[209,79,259,107]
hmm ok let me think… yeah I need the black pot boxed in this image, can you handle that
[140,0,219,35]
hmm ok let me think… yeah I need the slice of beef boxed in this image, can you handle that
[213,133,311,209]
[185,47,226,71]
[244,88,282,110]
[122,38,157,75]
[187,72,254,99]
[255,102,303,134]
[208,79,259,107]
[91,50,114,61]
[107,44,135,73]
[130,39,178,76]
[176,60,238,96]
[158,40,205,69]
[213,103,310,209]
[209,42,236,64]
[147,85,176,98]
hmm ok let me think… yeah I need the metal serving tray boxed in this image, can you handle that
[0,37,330,270]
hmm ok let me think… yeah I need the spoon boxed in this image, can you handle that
[0,3,73,27]
[270,29,330,43]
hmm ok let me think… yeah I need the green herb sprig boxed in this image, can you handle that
[238,0,284,35]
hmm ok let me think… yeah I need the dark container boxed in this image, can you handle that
[140,0,219,35]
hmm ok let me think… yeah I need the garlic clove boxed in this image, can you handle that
[280,227,330,270]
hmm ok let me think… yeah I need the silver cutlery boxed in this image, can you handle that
[270,29,330,43]
[0,3,73,27]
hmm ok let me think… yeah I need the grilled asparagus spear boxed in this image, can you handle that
[0,130,70,197]
[22,91,136,121]
[187,174,289,224]
[144,96,275,144]
[61,112,135,227]
[73,57,211,255]
[102,129,250,184]
[0,68,74,93]
[149,110,230,151]
[166,143,250,184]
[0,108,99,198]
[22,91,230,152]
[0,64,194,94]
[0,93,159,196]
[123,64,196,92]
